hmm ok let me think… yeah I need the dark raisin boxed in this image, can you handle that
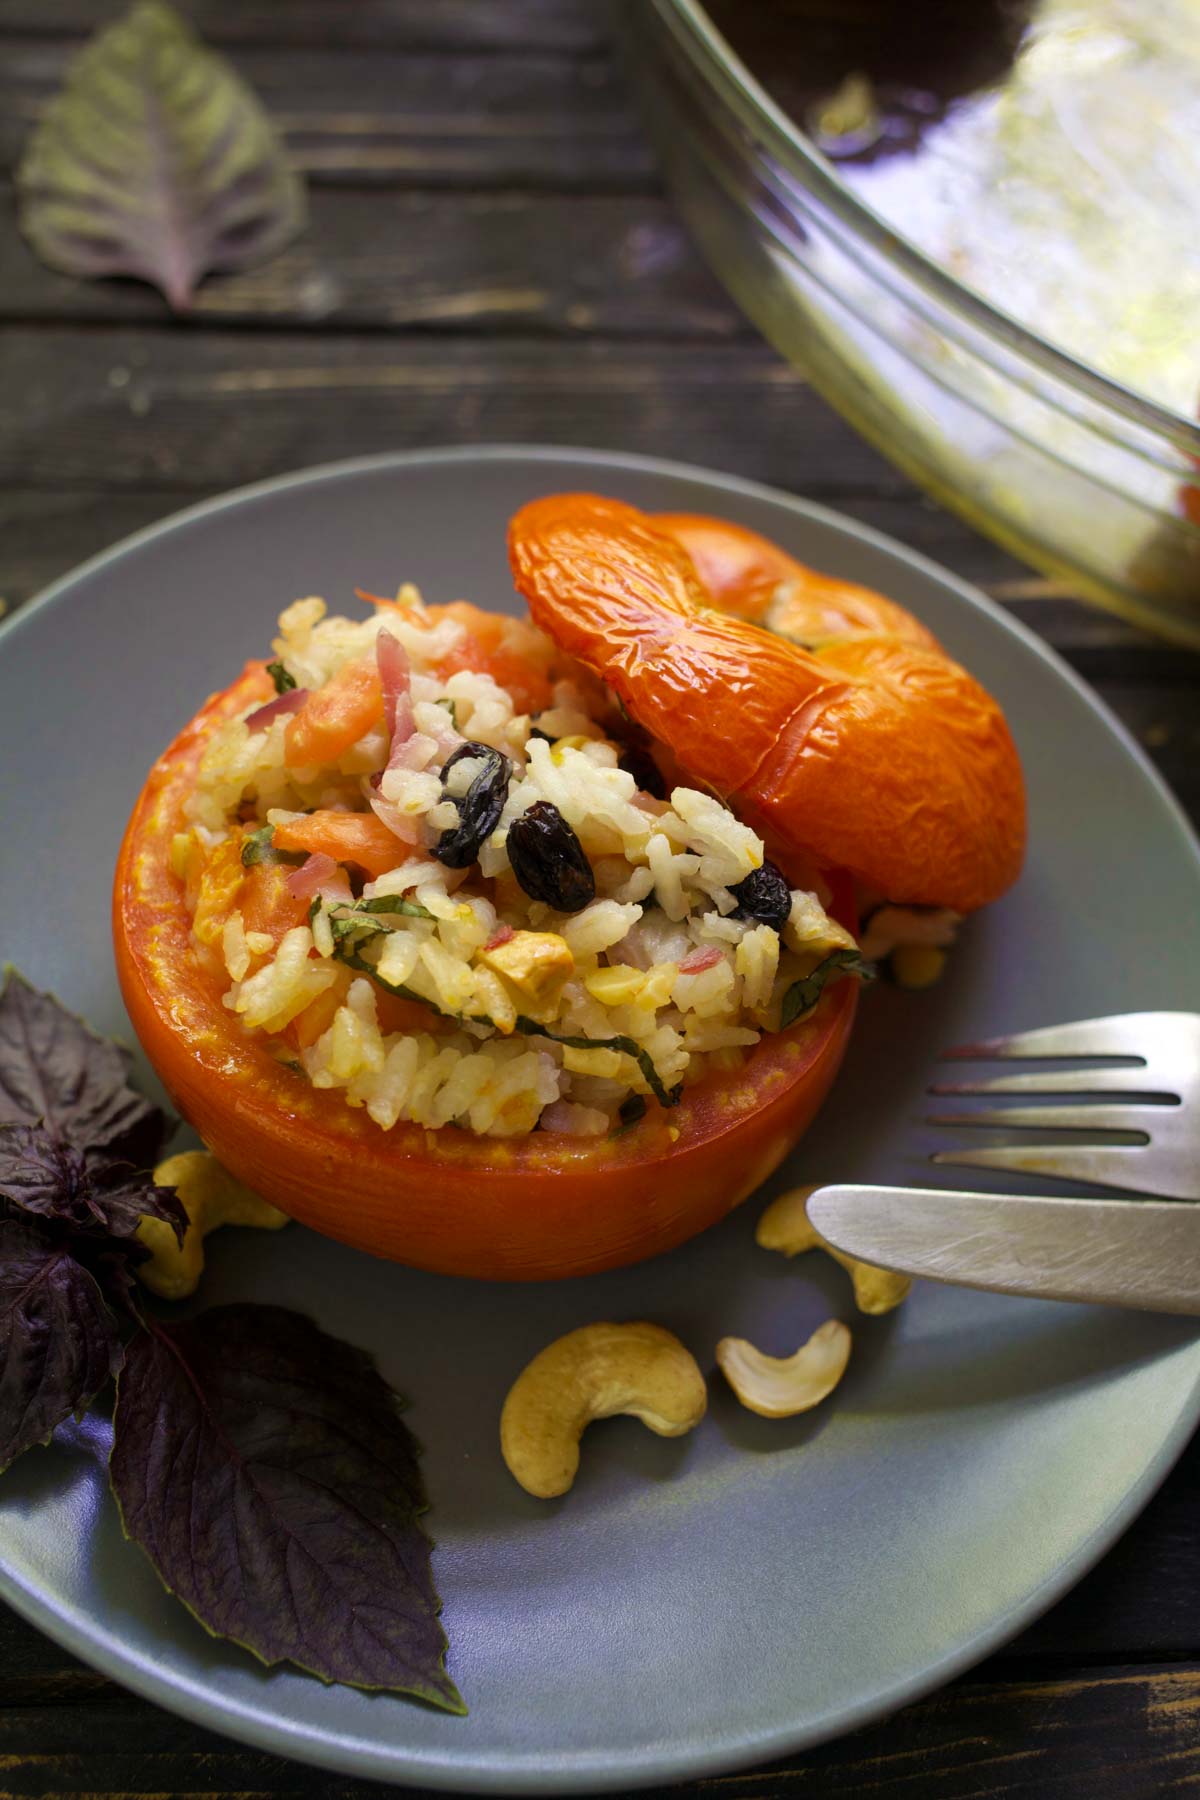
[617,743,667,800]
[506,801,596,913]
[728,859,792,932]
[432,741,512,869]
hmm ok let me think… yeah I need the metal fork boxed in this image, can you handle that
[926,1011,1200,1201]
[802,1013,1200,1314]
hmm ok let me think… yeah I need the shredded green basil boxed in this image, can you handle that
[515,1016,681,1110]
[780,949,876,1029]
[333,941,468,1022]
[240,823,305,868]
[326,895,434,939]
[266,660,296,694]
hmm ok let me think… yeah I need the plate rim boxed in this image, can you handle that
[2,442,1199,1792]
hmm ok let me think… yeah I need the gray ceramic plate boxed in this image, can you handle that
[2,447,1199,1792]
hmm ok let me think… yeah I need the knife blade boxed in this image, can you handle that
[803,1185,1200,1315]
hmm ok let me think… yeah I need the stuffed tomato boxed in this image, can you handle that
[113,496,1024,1280]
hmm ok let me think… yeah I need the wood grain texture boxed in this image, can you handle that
[0,40,651,188]
[0,1639,1196,1798]
[0,0,606,50]
[0,327,907,493]
[0,189,733,332]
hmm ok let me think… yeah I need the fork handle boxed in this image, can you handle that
[805,1186,1200,1316]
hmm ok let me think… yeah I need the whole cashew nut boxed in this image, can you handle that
[500,1321,707,1498]
[139,1150,290,1300]
[717,1319,851,1418]
[756,1185,912,1316]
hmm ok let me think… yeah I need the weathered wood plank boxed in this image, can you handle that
[0,1660,1195,1796]
[0,0,605,50]
[0,327,918,496]
[0,40,652,188]
[0,189,737,335]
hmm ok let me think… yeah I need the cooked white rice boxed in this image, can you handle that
[180,589,861,1138]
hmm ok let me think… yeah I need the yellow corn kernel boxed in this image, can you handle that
[478,930,575,1012]
[891,945,947,989]
[549,735,593,764]
[562,1045,627,1080]
[634,964,677,1011]
[584,965,646,1006]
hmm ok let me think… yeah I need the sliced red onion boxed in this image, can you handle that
[606,928,651,971]
[389,690,416,756]
[679,944,724,975]
[286,852,339,899]
[245,687,308,732]
[539,1100,610,1137]
[388,730,437,774]
[369,792,421,845]
[376,629,411,741]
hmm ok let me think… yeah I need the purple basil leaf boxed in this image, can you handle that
[0,1219,121,1471]
[81,1161,188,1247]
[0,970,174,1165]
[15,0,306,313]
[110,1306,464,1712]
[0,1127,93,1226]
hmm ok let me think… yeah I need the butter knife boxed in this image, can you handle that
[803,1185,1200,1316]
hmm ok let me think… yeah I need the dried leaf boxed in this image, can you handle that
[0,1219,121,1471]
[110,1306,465,1711]
[0,970,173,1166]
[16,0,306,310]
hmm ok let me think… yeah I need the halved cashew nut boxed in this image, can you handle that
[717,1319,851,1418]
[756,1186,912,1316]
[139,1150,290,1300]
[500,1321,707,1498]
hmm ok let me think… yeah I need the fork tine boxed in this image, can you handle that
[929,1142,1195,1200]
[940,1014,1157,1062]
[930,1067,1177,1098]
[926,1102,1160,1136]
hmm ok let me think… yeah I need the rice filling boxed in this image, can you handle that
[180,590,862,1137]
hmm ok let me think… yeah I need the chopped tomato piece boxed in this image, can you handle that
[272,812,411,880]
[241,861,311,947]
[427,600,555,716]
[374,990,452,1037]
[284,654,383,769]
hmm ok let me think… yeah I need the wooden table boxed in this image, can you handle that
[2,3,1200,1794]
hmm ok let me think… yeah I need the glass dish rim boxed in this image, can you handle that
[648,0,1200,459]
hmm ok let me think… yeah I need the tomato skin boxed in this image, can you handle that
[113,662,857,1281]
